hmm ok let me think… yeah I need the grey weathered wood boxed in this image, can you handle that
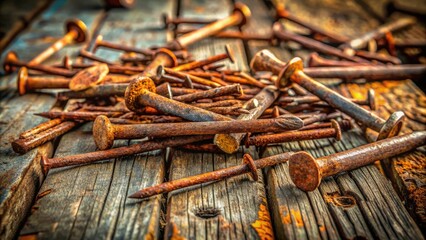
[163,0,274,239]
[0,0,104,239]
[19,0,175,239]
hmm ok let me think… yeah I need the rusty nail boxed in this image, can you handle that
[251,50,405,140]
[214,86,280,153]
[68,63,109,91]
[93,115,303,149]
[57,84,128,100]
[17,67,69,95]
[339,17,416,53]
[246,119,342,147]
[125,76,232,122]
[289,131,426,191]
[12,121,79,154]
[128,152,294,199]
[41,135,212,172]
[3,51,76,76]
[19,118,63,139]
[92,35,154,56]
[159,66,220,87]
[162,13,216,29]
[173,84,243,103]
[307,52,370,68]
[172,45,235,71]
[28,19,87,65]
[35,111,124,121]
[167,3,251,50]
[272,23,371,64]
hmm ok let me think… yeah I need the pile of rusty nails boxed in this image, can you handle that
[5,2,426,198]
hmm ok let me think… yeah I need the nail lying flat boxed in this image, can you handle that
[289,131,426,191]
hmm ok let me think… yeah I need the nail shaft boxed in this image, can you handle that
[289,131,426,191]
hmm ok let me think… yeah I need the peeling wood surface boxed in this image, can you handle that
[0,0,423,239]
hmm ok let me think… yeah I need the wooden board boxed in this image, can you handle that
[162,0,274,239]
[245,0,425,238]
[0,0,104,238]
[19,0,176,239]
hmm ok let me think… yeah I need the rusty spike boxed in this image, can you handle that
[93,115,303,150]
[168,3,251,50]
[28,19,87,65]
[128,152,294,199]
[289,131,426,191]
[41,135,212,173]
[250,50,405,140]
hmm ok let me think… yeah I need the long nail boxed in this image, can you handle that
[289,131,426,191]
[128,152,294,199]
[41,135,212,173]
[168,3,251,49]
[250,50,405,140]
[93,115,303,149]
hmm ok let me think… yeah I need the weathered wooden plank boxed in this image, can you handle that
[0,0,104,239]
[19,0,176,239]
[247,0,424,238]
[163,0,273,239]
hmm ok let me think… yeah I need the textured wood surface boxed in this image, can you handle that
[19,0,175,239]
[0,0,423,239]
[0,0,103,239]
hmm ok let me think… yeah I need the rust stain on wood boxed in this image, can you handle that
[251,199,274,239]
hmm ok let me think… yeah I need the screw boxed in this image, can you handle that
[172,45,235,71]
[124,76,233,122]
[251,50,405,140]
[279,88,377,110]
[289,131,426,191]
[17,67,69,95]
[246,119,342,147]
[12,121,79,154]
[214,86,280,154]
[272,23,370,64]
[339,17,416,53]
[128,152,294,199]
[275,3,349,43]
[93,115,303,149]
[40,135,212,173]
[3,51,76,77]
[28,19,87,65]
[167,2,251,50]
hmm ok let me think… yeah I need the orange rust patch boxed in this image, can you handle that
[251,200,274,239]
[169,222,186,240]
[280,206,291,225]
[291,209,304,227]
